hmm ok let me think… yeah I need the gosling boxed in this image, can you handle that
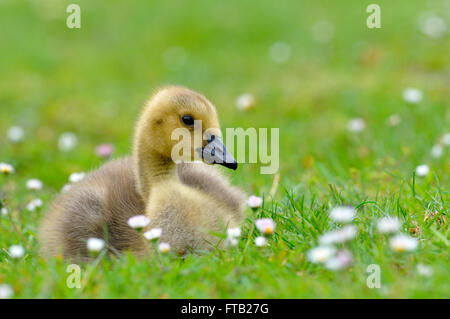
[39,86,246,261]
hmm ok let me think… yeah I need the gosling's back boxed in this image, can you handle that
[39,157,145,261]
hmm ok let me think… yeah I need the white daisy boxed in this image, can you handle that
[311,20,335,44]
[158,242,171,253]
[61,184,72,193]
[69,172,85,183]
[227,227,241,238]
[431,144,443,158]
[347,118,365,133]
[58,132,78,152]
[127,215,150,231]
[329,206,356,223]
[254,236,268,247]
[226,236,239,247]
[324,250,353,271]
[255,218,276,235]
[417,263,433,277]
[402,88,423,104]
[0,284,13,299]
[247,195,263,209]
[225,227,241,246]
[86,238,105,253]
[419,13,447,38]
[144,228,162,241]
[415,164,430,177]
[377,216,401,234]
[0,162,15,174]
[7,126,24,143]
[442,133,450,146]
[268,41,291,64]
[389,234,418,252]
[1,207,8,215]
[236,93,255,111]
[26,179,43,191]
[307,246,336,263]
[9,245,25,258]
[387,114,401,127]
[319,225,357,245]
[26,198,43,212]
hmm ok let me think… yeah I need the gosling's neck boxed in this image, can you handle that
[133,129,177,201]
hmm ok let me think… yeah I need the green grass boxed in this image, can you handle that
[0,0,448,298]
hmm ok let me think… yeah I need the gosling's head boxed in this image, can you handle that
[135,86,237,170]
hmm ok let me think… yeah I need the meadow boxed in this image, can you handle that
[0,0,449,298]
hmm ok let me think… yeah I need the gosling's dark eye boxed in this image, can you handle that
[181,115,195,126]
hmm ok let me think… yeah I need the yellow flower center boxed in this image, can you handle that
[264,227,273,235]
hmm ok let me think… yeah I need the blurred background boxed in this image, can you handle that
[0,0,448,196]
[0,0,449,299]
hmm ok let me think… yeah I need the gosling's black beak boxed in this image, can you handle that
[198,135,238,170]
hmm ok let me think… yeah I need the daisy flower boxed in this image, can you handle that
[26,179,43,191]
[324,250,353,271]
[58,132,78,152]
[226,236,239,247]
[329,206,356,223]
[311,20,335,44]
[268,41,291,64]
[69,172,85,183]
[402,88,423,104]
[127,215,150,231]
[247,195,263,209]
[307,246,336,264]
[0,284,13,299]
[415,164,430,177]
[7,126,24,143]
[0,162,15,174]
[86,238,105,253]
[255,218,275,235]
[319,225,357,245]
[225,227,241,247]
[144,228,162,241]
[1,207,8,215]
[419,13,447,38]
[254,236,268,247]
[27,198,43,212]
[442,133,450,145]
[96,143,114,158]
[236,93,255,111]
[377,217,401,234]
[158,242,171,253]
[387,114,401,127]
[431,144,443,158]
[9,245,25,259]
[347,118,365,133]
[417,263,433,277]
[61,184,72,193]
[389,234,418,253]
[227,227,241,239]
